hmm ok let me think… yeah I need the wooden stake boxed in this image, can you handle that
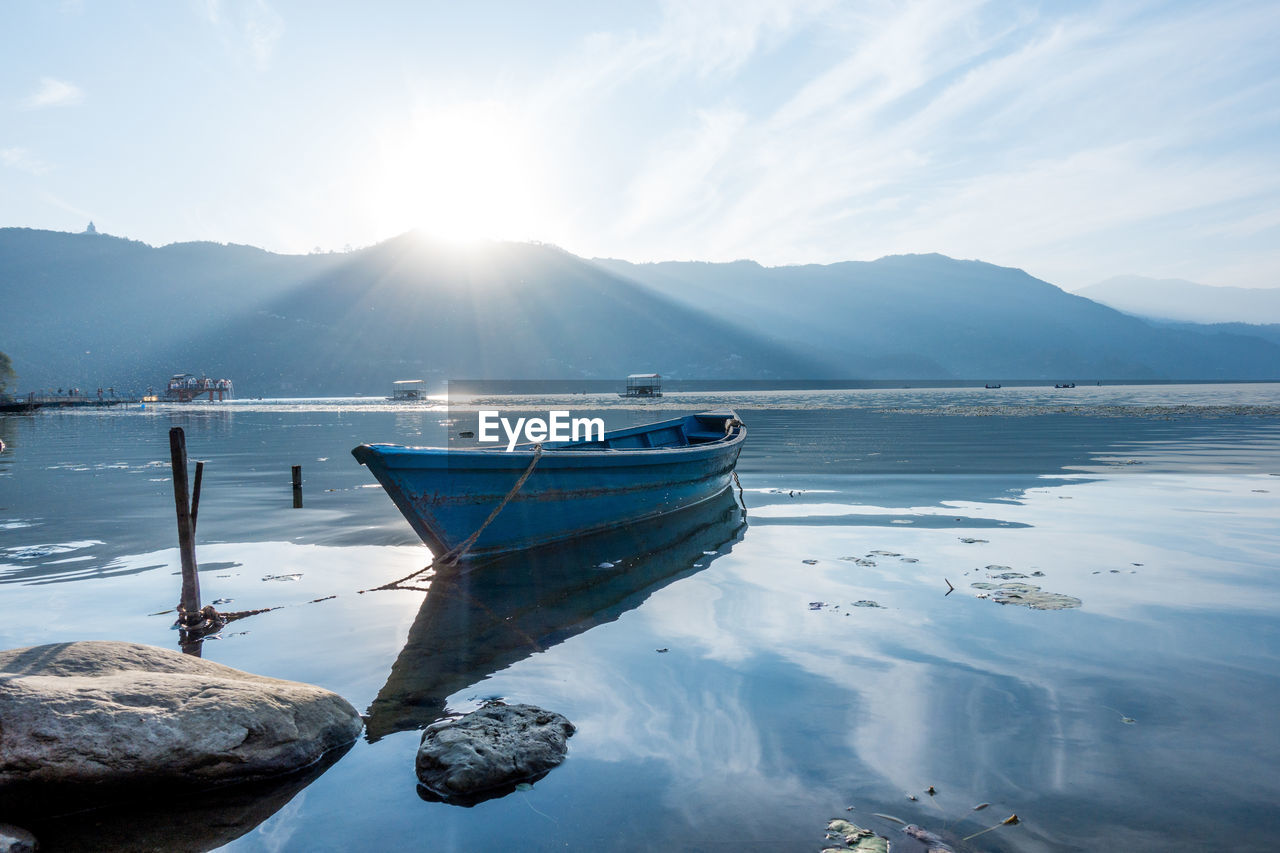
[169,427,200,623]
[191,460,204,535]
[292,464,303,508]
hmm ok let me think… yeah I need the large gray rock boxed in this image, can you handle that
[0,641,362,793]
[0,823,37,853]
[416,701,575,798]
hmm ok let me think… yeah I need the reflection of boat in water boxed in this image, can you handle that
[365,487,746,741]
[352,411,745,558]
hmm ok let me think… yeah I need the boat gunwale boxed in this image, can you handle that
[355,412,744,463]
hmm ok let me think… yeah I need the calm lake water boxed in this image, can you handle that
[2,384,1279,852]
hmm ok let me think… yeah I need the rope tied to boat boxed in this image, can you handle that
[367,443,545,592]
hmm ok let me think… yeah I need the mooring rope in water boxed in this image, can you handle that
[366,444,545,592]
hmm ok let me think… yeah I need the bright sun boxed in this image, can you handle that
[361,102,540,243]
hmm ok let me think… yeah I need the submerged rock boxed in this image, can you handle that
[0,641,362,795]
[902,823,956,852]
[416,702,575,800]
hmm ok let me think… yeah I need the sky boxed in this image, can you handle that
[2,0,1278,290]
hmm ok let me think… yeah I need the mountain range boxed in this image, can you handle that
[1077,275,1280,325]
[1,227,1277,395]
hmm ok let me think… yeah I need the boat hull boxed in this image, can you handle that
[353,413,744,557]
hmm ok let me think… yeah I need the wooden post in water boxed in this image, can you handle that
[292,464,303,508]
[169,427,201,623]
[191,460,204,534]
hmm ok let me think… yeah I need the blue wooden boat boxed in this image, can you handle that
[352,411,745,558]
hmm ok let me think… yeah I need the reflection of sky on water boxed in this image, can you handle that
[2,393,1279,851]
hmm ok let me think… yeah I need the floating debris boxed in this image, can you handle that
[854,558,876,567]
[596,562,615,568]
[972,803,990,811]
[972,581,1081,610]
[958,537,988,544]
[655,648,669,653]
[1031,570,1046,577]
[809,601,825,611]
[962,814,1020,842]
[925,785,936,795]
[871,813,906,825]
[868,550,901,557]
[900,557,919,563]
[212,598,234,605]
[851,600,882,608]
[825,819,888,852]
[262,573,303,582]
[803,559,819,565]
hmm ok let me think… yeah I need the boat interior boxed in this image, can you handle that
[551,412,738,450]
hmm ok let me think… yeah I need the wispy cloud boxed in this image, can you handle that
[21,77,83,109]
[539,0,1280,286]
[202,0,283,71]
[1,147,52,175]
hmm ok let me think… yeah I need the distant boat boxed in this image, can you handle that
[388,379,426,402]
[352,411,745,558]
[163,373,233,402]
[0,398,40,413]
[620,373,662,398]
[1054,383,1077,388]
[984,383,1002,389]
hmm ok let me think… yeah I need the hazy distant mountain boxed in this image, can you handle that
[1076,275,1280,324]
[594,254,1280,381]
[0,229,820,395]
[2,229,1278,395]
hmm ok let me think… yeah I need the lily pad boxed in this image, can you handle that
[851,600,882,608]
[868,550,901,557]
[990,571,1029,580]
[984,581,1081,610]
